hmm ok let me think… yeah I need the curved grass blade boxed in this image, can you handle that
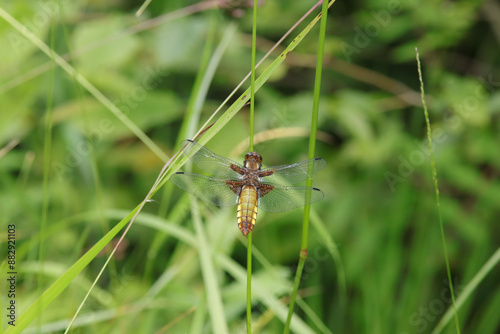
[191,199,229,333]
[310,209,347,306]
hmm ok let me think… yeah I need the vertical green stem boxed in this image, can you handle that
[249,0,258,152]
[246,231,253,332]
[247,0,259,332]
[284,0,329,332]
[415,48,461,334]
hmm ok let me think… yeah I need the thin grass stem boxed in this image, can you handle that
[246,231,253,332]
[249,0,258,152]
[284,0,330,331]
[415,47,461,334]
[247,0,259,331]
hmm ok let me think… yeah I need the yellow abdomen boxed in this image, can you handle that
[237,185,258,236]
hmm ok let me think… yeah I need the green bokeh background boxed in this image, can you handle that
[1,0,499,333]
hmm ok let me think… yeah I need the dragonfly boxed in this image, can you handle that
[170,140,326,236]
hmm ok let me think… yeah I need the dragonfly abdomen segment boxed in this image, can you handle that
[237,185,258,236]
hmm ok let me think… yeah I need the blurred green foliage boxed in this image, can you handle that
[1,0,499,333]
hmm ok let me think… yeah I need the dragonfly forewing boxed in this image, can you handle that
[261,158,326,185]
[180,140,243,179]
[170,172,239,207]
[258,185,324,213]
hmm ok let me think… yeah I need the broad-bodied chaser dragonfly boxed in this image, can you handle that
[170,140,326,236]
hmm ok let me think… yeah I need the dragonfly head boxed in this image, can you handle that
[244,152,263,170]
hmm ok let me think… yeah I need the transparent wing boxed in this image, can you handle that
[170,172,239,207]
[260,158,326,185]
[259,185,324,213]
[179,139,243,179]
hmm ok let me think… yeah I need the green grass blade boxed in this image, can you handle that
[431,247,500,334]
[295,297,333,334]
[190,292,207,334]
[310,209,347,306]
[191,199,229,334]
[135,0,153,17]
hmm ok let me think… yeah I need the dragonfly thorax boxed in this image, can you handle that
[243,152,262,170]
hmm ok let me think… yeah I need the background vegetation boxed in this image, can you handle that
[1,0,499,333]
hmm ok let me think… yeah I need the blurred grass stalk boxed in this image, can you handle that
[38,17,57,332]
[284,0,331,333]
[416,48,460,334]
